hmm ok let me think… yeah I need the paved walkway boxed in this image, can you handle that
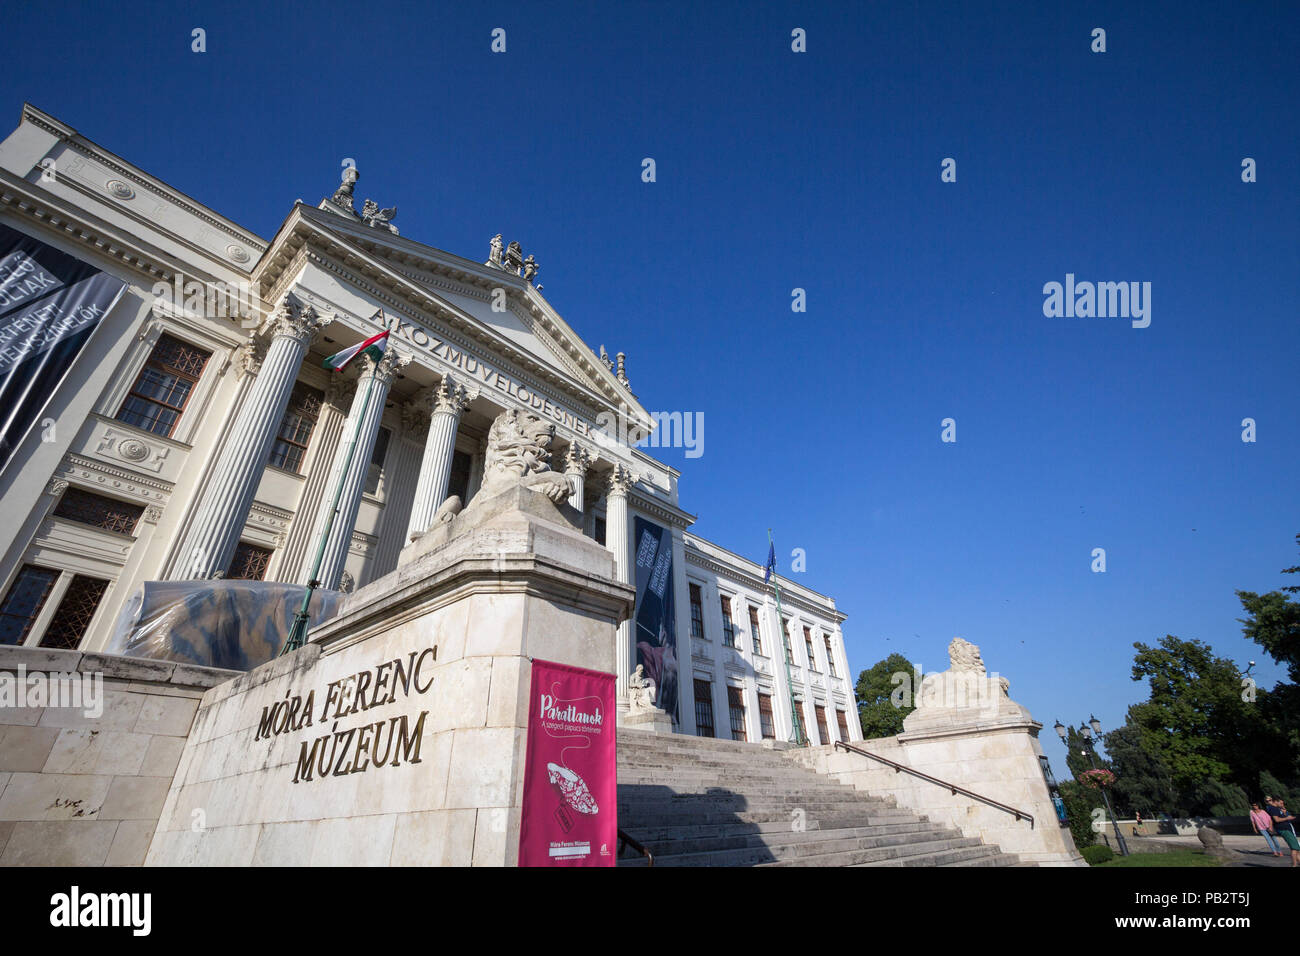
[1121,833,1295,867]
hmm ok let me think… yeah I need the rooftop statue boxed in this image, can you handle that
[503,240,523,272]
[361,199,398,235]
[329,166,358,212]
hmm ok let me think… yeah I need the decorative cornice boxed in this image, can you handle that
[56,454,174,504]
[22,105,265,252]
[296,245,606,426]
[259,213,646,426]
[684,549,842,623]
[248,501,293,533]
[627,487,695,530]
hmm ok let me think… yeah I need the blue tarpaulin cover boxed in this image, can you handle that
[105,580,342,671]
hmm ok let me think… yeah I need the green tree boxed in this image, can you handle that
[855,653,917,739]
[1103,718,1179,818]
[1260,770,1299,807]
[1237,589,1300,683]
[1062,724,1103,780]
[1279,532,1300,594]
[1058,780,1103,850]
[1237,587,1300,782]
[1127,636,1245,797]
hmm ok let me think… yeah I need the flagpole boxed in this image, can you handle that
[769,529,806,746]
[280,370,378,656]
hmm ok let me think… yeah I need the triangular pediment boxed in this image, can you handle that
[272,206,649,428]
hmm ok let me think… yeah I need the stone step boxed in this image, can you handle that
[616,790,899,806]
[628,821,938,856]
[617,763,848,779]
[618,749,800,764]
[618,785,880,803]
[762,840,1001,868]
[613,806,909,827]
[615,731,1021,867]
[849,845,1020,867]
[619,807,917,829]
[622,818,829,840]
[622,835,982,867]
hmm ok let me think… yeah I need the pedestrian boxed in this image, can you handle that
[1250,801,1282,857]
[1132,810,1143,836]
[1265,796,1300,867]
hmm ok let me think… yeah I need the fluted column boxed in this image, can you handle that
[168,300,330,580]
[302,347,410,590]
[405,377,472,541]
[606,464,635,700]
[563,443,592,511]
[279,379,351,582]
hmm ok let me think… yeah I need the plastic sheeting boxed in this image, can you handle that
[105,580,343,671]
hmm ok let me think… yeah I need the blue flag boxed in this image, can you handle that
[763,541,776,583]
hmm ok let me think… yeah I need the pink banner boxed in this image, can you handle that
[518,659,617,866]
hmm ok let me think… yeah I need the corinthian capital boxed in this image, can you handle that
[606,463,636,498]
[234,335,266,379]
[430,376,472,416]
[270,296,332,344]
[564,442,593,476]
[360,346,412,385]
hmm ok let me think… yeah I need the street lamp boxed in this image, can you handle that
[1056,716,1129,856]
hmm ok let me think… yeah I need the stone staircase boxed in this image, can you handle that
[617,729,1022,867]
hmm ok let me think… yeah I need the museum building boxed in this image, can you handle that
[0,104,861,745]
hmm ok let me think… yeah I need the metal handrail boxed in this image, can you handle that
[833,740,1034,828]
[617,828,654,866]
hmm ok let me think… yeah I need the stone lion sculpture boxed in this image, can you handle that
[913,637,1012,715]
[432,408,573,524]
[948,637,987,674]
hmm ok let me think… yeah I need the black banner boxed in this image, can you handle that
[0,221,127,473]
[632,516,678,720]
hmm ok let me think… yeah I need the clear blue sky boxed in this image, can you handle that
[4,1,1296,776]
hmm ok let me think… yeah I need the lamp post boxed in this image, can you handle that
[1055,715,1129,856]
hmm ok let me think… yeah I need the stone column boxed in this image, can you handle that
[563,443,592,511]
[405,377,472,541]
[301,347,409,590]
[278,379,351,582]
[606,464,635,702]
[168,299,330,580]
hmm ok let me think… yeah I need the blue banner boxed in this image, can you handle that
[0,222,127,473]
[632,516,678,720]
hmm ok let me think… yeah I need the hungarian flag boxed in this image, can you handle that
[322,329,388,372]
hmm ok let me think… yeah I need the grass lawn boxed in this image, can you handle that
[1094,849,1221,867]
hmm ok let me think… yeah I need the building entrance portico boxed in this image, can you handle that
[0,111,851,748]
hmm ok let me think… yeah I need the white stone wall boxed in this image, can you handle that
[681,534,859,746]
[786,727,1084,865]
[0,646,237,865]
[146,492,628,866]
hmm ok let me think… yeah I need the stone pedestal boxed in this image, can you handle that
[624,708,672,734]
[786,638,1085,866]
[146,486,633,866]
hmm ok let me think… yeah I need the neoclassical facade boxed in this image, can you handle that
[0,104,860,743]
